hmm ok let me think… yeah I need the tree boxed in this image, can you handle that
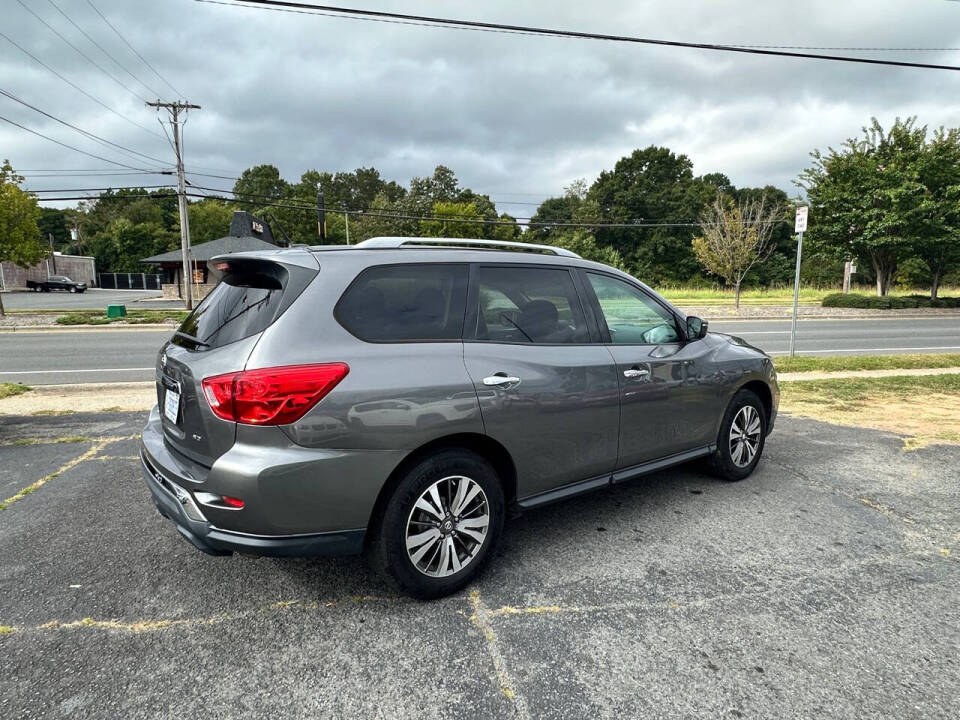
[799,118,928,296]
[188,199,234,245]
[232,164,288,206]
[550,229,627,270]
[587,147,719,283]
[419,201,484,238]
[692,192,782,308]
[0,161,45,315]
[915,128,960,298]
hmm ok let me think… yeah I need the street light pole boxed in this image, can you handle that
[789,205,808,358]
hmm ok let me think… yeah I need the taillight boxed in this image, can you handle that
[201,363,349,425]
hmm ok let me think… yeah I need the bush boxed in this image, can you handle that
[821,293,960,309]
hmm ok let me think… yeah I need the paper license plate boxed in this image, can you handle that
[163,386,180,423]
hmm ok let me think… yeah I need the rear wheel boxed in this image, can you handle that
[69,286,77,293]
[707,389,767,481]
[369,448,504,599]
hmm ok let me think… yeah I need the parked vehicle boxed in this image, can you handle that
[140,238,779,598]
[26,275,87,293]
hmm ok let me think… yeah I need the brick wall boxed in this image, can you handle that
[0,255,97,289]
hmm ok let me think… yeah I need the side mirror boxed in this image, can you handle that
[686,316,709,340]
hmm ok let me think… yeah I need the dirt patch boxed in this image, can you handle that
[0,382,155,416]
[781,391,960,450]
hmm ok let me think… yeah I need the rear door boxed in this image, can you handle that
[580,270,716,467]
[462,264,620,499]
[158,253,318,466]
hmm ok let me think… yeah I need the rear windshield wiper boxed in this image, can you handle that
[173,330,210,347]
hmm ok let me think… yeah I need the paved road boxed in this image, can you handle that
[1,411,957,718]
[1,316,959,385]
[1,288,184,310]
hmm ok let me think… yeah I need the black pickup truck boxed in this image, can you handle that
[26,275,87,293]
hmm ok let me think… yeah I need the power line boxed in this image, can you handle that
[44,0,162,98]
[0,113,156,171]
[14,0,150,103]
[0,87,170,167]
[28,185,176,192]
[207,0,960,72]
[0,31,165,140]
[86,0,184,99]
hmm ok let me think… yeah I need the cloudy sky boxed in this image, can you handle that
[3,0,960,215]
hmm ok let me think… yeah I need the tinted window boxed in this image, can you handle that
[337,264,468,342]
[475,266,588,344]
[173,276,285,350]
[587,273,680,344]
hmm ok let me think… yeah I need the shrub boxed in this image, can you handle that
[822,293,959,309]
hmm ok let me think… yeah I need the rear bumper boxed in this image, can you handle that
[140,406,369,557]
[142,448,365,556]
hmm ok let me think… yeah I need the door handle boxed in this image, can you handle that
[623,367,650,379]
[483,374,521,387]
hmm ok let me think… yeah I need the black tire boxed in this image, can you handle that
[707,389,767,481]
[368,448,504,600]
[69,287,77,293]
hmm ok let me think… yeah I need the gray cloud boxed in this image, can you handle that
[2,0,960,214]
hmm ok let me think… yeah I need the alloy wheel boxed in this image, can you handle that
[405,475,490,578]
[729,405,762,468]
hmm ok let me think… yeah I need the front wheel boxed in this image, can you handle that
[69,287,77,293]
[707,389,767,481]
[368,448,504,599]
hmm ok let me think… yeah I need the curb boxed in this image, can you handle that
[0,324,174,333]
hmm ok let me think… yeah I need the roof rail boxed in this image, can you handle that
[354,236,580,258]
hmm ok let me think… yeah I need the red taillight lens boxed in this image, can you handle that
[201,363,349,425]
[220,495,244,508]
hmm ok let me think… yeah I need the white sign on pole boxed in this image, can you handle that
[794,206,808,234]
[850,264,856,274]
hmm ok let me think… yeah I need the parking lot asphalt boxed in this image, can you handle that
[1,289,184,311]
[1,411,958,719]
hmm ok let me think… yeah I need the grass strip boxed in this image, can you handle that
[0,383,31,400]
[774,353,960,374]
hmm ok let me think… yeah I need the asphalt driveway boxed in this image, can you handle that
[0,412,957,719]
[1,288,184,310]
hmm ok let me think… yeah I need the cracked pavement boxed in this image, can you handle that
[1,411,957,719]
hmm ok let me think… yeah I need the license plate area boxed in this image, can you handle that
[163,382,181,424]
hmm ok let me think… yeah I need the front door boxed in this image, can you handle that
[462,264,620,499]
[582,271,716,468]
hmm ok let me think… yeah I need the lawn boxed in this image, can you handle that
[773,353,960,374]
[54,309,189,325]
[779,373,960,449]
[657,285,960,306]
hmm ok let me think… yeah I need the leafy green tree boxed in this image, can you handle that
[420,201,484,238]
[915,128,960,298]
[188,199,234,245]
[0,161,44,315]
[37,207,69,252]
[550,229,627,270]
[232,164,288,206]
[799,118,928,296]
[588,146,717,283]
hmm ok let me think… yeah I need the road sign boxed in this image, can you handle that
[795,206,808,234]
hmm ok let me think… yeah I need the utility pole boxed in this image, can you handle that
[316,187,327,242]
[48,233,57,274]
[344,208,350,245]
[148,100,200,310]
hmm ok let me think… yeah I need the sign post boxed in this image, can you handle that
[789,206,808,358]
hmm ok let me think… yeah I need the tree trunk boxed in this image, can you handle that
[0,287,5,317]
[870,252,896,297]
[931,271,941,300]
[734,282,741,309]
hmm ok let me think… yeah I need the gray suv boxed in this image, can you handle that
[141,237,778,598]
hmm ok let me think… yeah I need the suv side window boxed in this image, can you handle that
[336,264,468,342]
[475,266,589,344]
[586,272,681,344]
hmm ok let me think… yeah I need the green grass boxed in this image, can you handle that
[0,383,31,400]
[0,626,16,635]
[54,309,188,326]
[774,353,960,374]
[657,285,960,306]
[780,373,960,404]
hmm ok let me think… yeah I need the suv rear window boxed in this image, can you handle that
[172,273,285,350]
[336,264,468,342]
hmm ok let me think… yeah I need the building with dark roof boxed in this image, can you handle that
[141,211,277,300]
